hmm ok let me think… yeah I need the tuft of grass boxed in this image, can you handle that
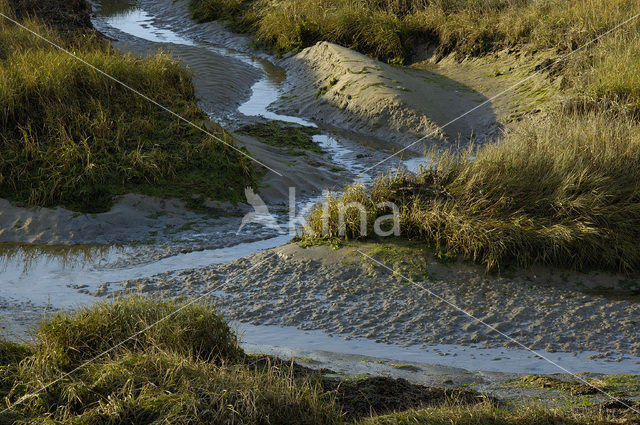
[357,402,622,425]
[236,120,322,155]
[30,296,243,372]
[0,0,255,212]
[305,110,640,273]
[0,297,343,424]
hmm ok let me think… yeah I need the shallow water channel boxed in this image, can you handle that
[1,0,639,378]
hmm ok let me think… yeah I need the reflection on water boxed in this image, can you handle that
[97,0,138,17]
[104,8,195,46]
[0,243,112,274]
[0,235,291,309]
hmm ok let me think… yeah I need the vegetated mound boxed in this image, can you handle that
[0,297,343,424]
[277,41,496,149]
[0,0,255,212]
[305,110,640,273]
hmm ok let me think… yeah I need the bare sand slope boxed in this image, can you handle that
[276,42,499,153]
[231,133,347,205]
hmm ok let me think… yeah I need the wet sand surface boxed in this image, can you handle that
[97,243,640,371]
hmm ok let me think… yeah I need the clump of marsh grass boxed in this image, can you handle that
[30,296,243,371]
[305,110,640,272]
[0,297,343,424]
[0,0,255,212]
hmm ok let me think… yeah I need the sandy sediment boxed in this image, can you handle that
[275,42,500,152]
[102,242,640,361]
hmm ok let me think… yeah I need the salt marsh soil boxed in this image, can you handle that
[99,242,640,363]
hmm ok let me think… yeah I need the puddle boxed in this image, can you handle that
[237,323,640,375]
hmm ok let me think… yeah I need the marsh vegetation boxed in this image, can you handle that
[204,0,640,272]
[0,0,255,213]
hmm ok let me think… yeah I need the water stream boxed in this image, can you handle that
[0,0,638,376]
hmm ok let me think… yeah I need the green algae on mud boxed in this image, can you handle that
[510,375,602,396]
[236,120,322,156]
[0,0,256,213]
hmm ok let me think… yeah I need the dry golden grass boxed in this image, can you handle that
[306,111,640,272]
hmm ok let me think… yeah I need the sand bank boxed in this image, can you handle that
[101,242,640,363]
[276,42,500,153]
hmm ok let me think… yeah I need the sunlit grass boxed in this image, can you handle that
[0,0,255,212]
[305,111,640,272]
[0,297,343,424]
[1,298,631,424]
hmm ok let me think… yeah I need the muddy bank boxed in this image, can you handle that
[275,42,500,153]
[0,194,249,245]
[101,242,640,364]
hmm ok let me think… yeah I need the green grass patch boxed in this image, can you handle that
[597,375,640,397]
[510,375,600,396]
[390,364,421,372]
[236,120,322,155]
[0,0,255,213]
[188,0,640,66]
[363,242,431,281]
[358,402,620,425]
